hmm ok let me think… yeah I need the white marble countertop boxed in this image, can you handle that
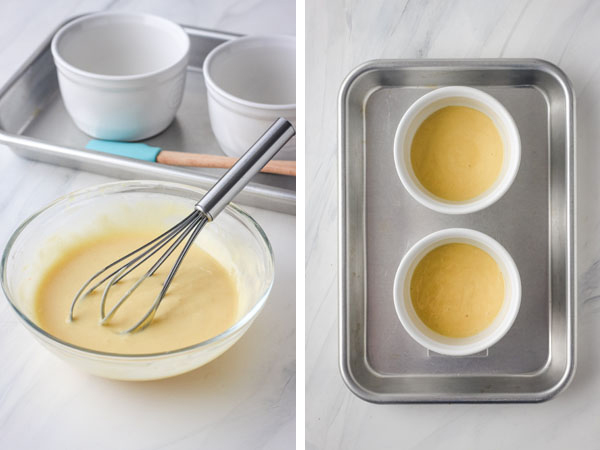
[307,0,600,448]
[0,1,295,449]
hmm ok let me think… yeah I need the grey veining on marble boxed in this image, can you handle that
[307,0,598,448]
[0,1,295,449]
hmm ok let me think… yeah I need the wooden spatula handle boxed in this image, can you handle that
[157,150,295,176]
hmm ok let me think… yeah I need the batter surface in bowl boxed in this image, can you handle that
[34,231,238,354]
[411,106,503,201]
[410,243,504,338]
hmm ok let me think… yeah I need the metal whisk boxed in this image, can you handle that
[69,118,295,333]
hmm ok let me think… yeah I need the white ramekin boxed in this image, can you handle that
[203,35,296,160]
[393,228,521,356]
[394,86,521,214]
[51,12,190,141]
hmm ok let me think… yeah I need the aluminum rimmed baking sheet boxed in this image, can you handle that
[0,17,295,215]
[339,59,575,403]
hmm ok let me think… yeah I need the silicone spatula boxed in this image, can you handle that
[85,140,296,176]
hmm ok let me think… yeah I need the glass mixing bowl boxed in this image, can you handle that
[1,180,274,380]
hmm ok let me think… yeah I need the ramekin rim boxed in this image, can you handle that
[393,227,522,356]
[203,35,296,111]
[50,12,191,83]
[393,86,521,215]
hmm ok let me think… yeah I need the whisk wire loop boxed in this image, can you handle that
[68,211,199,321]
[67,118,295,333]
[99,212,206,327]
[120,215,207,334]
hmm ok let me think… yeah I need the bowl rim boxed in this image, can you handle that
[0,180,274,359]
[393,228,522,356]
[51,12,190,82]
[203,34,296,111]
[393,85,521,215]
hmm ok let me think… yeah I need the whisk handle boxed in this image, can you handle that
[195,118,296,220]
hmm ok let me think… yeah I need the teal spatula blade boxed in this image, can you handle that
[85,140,162,162]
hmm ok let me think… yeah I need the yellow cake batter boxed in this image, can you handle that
[411,106,503,201]
[410,243,504,338]
[34,231,238,354]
